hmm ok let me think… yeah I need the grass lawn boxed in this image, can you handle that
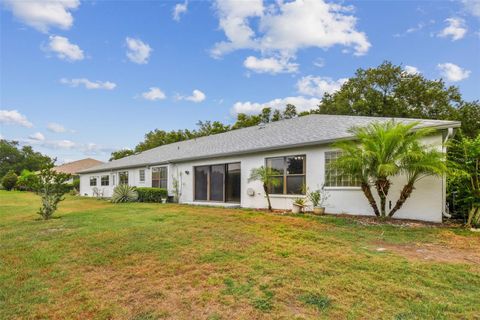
[1,191,479,319]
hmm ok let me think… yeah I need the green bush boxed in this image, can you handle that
[2,170,18,191]
[15,169,39,191]
[136,187,168,203]
[111,184,138,203]
[72,177,80,191]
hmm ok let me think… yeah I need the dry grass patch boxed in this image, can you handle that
[1,191,479,319]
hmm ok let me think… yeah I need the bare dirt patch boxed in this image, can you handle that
[373,241,480,265]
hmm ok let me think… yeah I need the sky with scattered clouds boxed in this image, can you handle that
[1,0,479,163]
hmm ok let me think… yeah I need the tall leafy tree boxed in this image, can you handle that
[316,61,462,120]
[0,140,51,177]
[109,149,135,161]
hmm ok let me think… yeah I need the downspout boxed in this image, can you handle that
[442,127,454,219]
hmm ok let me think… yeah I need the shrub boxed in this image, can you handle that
[136,187,168,202]
[16,169,39,191]
[2,170,18,191]
[72,177,80,191]
[111,184,138,203]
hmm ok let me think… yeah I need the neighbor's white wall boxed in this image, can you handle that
[79,165,171,198]
[171,132,444,222]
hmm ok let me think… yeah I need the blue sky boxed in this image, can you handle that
[1,0,479,163]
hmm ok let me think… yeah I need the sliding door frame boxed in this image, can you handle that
[193,162,241,203]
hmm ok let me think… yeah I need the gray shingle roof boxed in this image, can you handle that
[79,114,460,174]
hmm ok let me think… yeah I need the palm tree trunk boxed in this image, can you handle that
[388,182,414,218]
[375,178,391,218]
[263,183,272,211]
[361,182,380,217]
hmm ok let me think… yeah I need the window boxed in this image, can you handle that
[324,151,361,187]
[119,171,129,185]
[101,175,109,186]
[89,176,97,186]
[266,155,306,195]
[139,169,145,182]
[152,167,167,189]
[194,163,241,202]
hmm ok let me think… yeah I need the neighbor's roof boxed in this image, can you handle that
[54,158,104,174]
[79,114,460,174]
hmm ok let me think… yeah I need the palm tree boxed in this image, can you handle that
[388,146,446,217]
[249,166,282,211]
[334,120,444,219]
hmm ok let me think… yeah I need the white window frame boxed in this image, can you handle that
[89,176,97,186]
[139,169,145,183]
[324,151,361,188]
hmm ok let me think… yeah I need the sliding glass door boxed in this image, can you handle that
[226,163,241,202]
[194,162,240,203]
[194,166,209,201]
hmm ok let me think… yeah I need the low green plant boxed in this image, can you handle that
[307,190,321,207]
[2,170,18,191]
[299,293,331,311]
[72,177,80,191]
[307,185,330,208]
[136,187,168,203]
[293,197,307,206]
[111,184,138,203]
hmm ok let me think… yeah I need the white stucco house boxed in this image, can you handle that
[78,114,460,222]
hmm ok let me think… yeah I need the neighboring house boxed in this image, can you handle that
[54,158,104,182]
[78,115,460,222]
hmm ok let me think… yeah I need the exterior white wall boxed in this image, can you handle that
[80,133,445,222]
[80,165,171,198]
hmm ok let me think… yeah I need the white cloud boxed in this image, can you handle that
[437,63,471,82]
[313,58,325,68]
[142,87,166,101]
[125,37,152,64]
[60,78,117,90]
[461,0,480,18]
[0,110,33,127]
[29,132,45,141]
[47,35,84,61]
[45,139,76,149]
[173,1,188,21]
[212,0,370,62]
[404,65,420,75]
[178,89,206,103]
[296,76,347,97]
[3,0,80,33]
[438,18,467,41]
[231,96,319,115]
[243,56,298,74]
[47,122,66,133]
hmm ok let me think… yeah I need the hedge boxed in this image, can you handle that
[136,187,168,203]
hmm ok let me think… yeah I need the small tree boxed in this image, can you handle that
[448,134,480,227]
[2,170,18,191]
[33,163,71,220]
[248,166,281,211]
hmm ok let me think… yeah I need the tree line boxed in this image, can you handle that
[110,61,479,161]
